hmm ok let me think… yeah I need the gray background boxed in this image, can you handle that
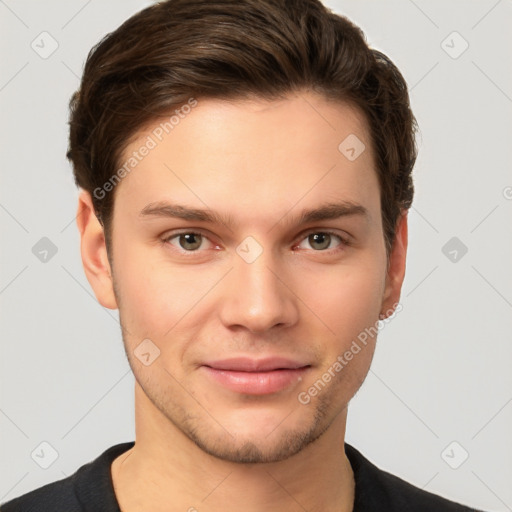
[1,0,511,510]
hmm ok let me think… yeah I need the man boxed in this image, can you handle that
[1,0,482,510]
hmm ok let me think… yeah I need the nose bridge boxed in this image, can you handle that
[218,240,297,332]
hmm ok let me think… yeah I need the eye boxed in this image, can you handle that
[162,231,214,252]
[296,231,349,252]
[161,229,350,256]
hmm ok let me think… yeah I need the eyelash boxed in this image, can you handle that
[160,229,351,256]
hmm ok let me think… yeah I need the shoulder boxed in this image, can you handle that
[0,475,80,512]
[0,442,134,512]
[345,443,483,512]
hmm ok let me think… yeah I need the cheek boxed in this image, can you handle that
[112,245,222,339]
[112,245,175,335]
[294,263,386,411]
[297,261,385,343]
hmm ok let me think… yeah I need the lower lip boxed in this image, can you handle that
[201,366,309,395]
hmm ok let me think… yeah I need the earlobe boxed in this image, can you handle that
[380,210,408,317]
[76,190,118,310]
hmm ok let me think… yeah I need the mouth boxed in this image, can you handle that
[201,357,311,395]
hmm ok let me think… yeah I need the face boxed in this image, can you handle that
[80,91,406,464]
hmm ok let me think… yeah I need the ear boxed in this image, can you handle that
[380,210,408,317]
[76,190,118,310]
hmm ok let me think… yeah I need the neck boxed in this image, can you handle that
[111,383,355,512]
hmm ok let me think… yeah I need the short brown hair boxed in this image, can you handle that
[66,0,417,257]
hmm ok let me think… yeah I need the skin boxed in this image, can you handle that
[77,91,408,512]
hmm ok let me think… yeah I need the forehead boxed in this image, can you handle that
[113,92,379,226]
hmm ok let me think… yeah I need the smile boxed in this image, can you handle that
[201,357,311,395]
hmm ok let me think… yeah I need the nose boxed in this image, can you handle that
[217,247,299,334]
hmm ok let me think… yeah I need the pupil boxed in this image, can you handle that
[181,233,201,250]
[310,233,330,250]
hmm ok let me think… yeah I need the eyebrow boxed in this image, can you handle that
[139,200,370,230]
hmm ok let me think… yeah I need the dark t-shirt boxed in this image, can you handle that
[0,441,483,511]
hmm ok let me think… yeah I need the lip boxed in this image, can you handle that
[201,357,311,395]
[203,356,308,372]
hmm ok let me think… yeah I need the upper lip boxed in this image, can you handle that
[203,357,310,372]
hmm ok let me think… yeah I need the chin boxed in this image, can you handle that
[188,428,323,464]
[179,405,332,464]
